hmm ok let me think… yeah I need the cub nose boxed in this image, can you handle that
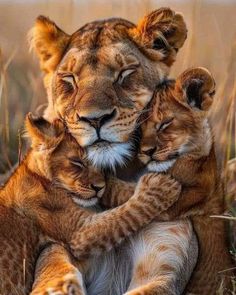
[91,184,105,193]
[79,109,116,130]
[142,147,156,157]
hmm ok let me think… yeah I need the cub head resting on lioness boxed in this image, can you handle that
[138,67,221,217]
[104,67,233,294]
[104,67,217,211]
[139,67,233,293]
[0,114,180,294]
[25,115,106,207]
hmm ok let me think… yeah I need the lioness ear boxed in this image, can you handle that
[175,67,216,111]
[25,113,65,151]
[130,8,187,65]
[29,16,70,74]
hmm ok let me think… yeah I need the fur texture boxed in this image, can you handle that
[0,115,181,294]
[29,8,187,168]
[137,68,233,294]
[101,68,233,294]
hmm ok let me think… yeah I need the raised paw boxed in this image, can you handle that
[136,173,181,211]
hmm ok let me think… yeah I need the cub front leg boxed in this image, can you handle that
[31,243,86,295]
[70,173,181,259]
[102,177,136,208]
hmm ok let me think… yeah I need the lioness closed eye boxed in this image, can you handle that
[0,114,180,294]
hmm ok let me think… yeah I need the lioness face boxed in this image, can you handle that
[138,68,215,173]
[53,43,162,170]
[30,8,187,169]
[26,115,106,207]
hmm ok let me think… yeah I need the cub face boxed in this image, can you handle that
[26,114,105,207]
[29,8,187,170]
[139,67,216,172]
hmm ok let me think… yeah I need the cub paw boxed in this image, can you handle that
[33,272,84,295]
[136,173,181,211]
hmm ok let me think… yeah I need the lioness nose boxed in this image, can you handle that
[79,109,116,130]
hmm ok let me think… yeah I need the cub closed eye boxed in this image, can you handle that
[156,117,174,132]
[117,67,137,85]
[69,158,85,169]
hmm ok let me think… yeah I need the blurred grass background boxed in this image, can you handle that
[0,2,235,195]
[0,0,235,289]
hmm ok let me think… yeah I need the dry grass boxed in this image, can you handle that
[0,0,235,292]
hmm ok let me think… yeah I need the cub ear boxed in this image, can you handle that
[29,16,70,74]
[175,67,216,111]
[130,8,187,65]
[25,113,65,151]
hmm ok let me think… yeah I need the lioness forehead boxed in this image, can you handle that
[57,18,145,73]
[59,43,140,74]
[69,18,135,49]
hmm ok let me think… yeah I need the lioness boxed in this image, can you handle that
[0,114,179,294]
[29,7,199,294]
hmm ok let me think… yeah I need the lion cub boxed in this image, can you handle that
[0,114,180,294]
[137,67,233,294]
[102,68,234,294]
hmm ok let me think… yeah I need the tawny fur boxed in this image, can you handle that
[132,68,233,294]
[0,114,180,294]
[27,8,202,295]
[31,244,85,295]
[29,8,187,169]
[103,173,198,295]
[102,68,234,294]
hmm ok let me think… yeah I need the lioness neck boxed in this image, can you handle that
[0,151,52,207]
